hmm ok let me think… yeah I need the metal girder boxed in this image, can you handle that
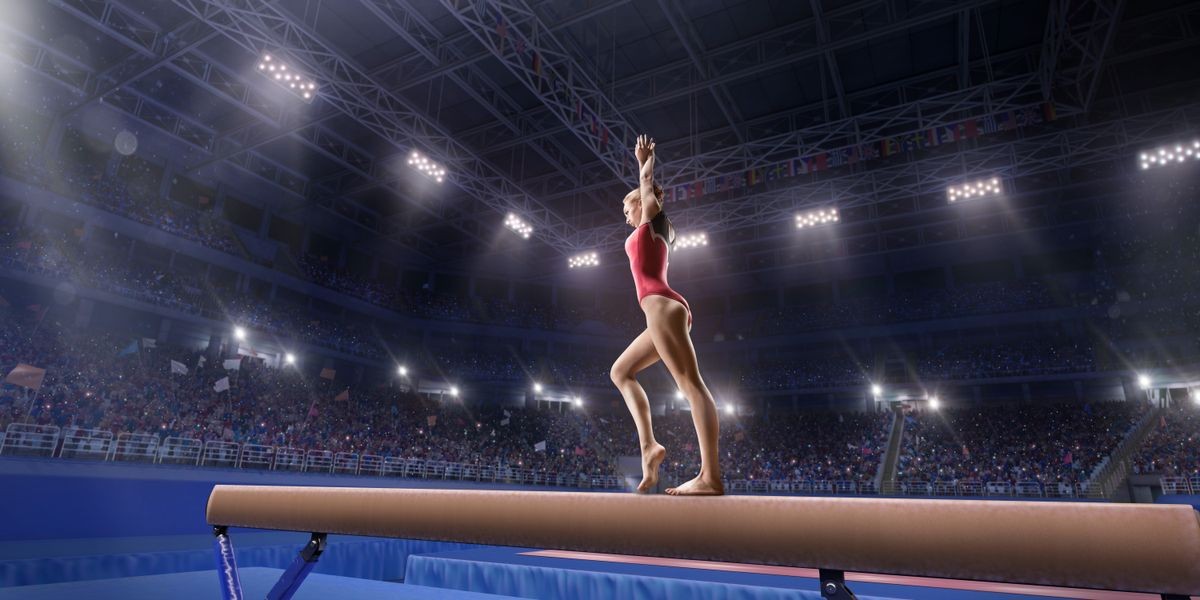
[435,0,642,185]
[656,0,746,144]
[524,0,1197,212]
[1039,0,1126,115]
[169,0,581,255]
[355,0,586,196]
[458,0,995,159]
[58,19,220,119]
[809,0,850,121]
[514,42,1043,204]
[48,0,454,260]
[569,98,1200,253]
[0,21,306,198]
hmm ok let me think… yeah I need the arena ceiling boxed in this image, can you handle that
[8,0,1200,275]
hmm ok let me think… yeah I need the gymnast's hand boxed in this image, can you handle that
[635,134,655,167]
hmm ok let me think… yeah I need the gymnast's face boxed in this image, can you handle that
[623,190,642,228]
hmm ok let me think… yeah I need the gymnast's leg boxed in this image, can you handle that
[641,295,724,496]
[610,329,667,493]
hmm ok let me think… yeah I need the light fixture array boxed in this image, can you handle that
[1140,140,1200,170]
[568,252,599,269]
[408,151,445,183]
[504,213,532,239]
[676,232,708,249]
[257,54,317,102]
[947,177,1001,202]
[796,208,839,229]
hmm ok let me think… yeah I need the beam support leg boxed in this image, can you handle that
[819,568,858,600]
[267,532,327,600]
[212,526,244,600]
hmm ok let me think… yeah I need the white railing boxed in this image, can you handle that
[0,424,60,457]
[274,447,305,471]
[202,441,240,467]
[382,456,407,477]
[359,454,383,476]
[58,427,113,460]
[305,450,333,473]
[111,432,160,463]
[0,423,1137,498]
[159,437,202,465]
[1161,476,1192,495]
[333,452,359,474]
[238,444,275,470]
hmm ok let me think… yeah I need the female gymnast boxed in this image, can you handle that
[609,134,724,496]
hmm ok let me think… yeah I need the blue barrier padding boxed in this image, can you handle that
[0,567,524,600]
[0,532,480,587]
[1155,494,1200,511]
[406,547,1080,600]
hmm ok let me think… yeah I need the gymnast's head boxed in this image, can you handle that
[622,183,663,228]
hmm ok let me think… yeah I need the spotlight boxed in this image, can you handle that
[724,404,735,415]
[398,365,407,377]
[1137,374,1150,389]
[285,353,295,365]
[504,213,533,239]
[1139,139,1200,170]
[533,382,543,393]
[871,384,882,396]
[407,150,447,183]
[258,53,318,103]
[676,232,708,250]
[234,327,246,341]
[574,396,582,407]
[675,390,684,400]
[449,386,459,397]
[947,177,1002,202]
[796,207,840,229]
[929,396,940,410]
[568,252,600,269]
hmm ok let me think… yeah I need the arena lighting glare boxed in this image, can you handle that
[724,404,735,415]
[568,252,600,269]
[929,396,940,410]
[574,396,582,407]
[533,382,543,393]
[675,390,684,400]
[676,232,708,249]
[947,177,1001,202]
[449,386,459,397]
[284,353,295,365]
[871,384,882,396]
[257,54,318,103]
[233,327,246,341]
[398,365,407,376]
[503,213,533,239]
[795,208,839,229]
[1138,374,1151,389]
[407,151,445,183]
[1140,140,1200,170]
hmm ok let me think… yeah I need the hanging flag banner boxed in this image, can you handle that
[213,377,230,393]
[5,363,46,390]
[170,360,188,375]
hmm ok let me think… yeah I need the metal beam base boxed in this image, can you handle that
[267,532,327,600]
[212,526,244,600]
[819,569,858,600]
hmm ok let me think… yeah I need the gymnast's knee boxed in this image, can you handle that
[609,365,633,386]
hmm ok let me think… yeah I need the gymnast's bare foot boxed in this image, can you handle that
[666,474,724,496]
[636,443,666,493]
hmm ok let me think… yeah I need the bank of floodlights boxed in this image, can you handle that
[676,232,708,249]
[796,208,839,229]
[568,251,599,269]
[257,54,317,103]
[1140,140,1200,170]
[407,151,445,183]
[947,177,1001,202]
[503,213,533,239]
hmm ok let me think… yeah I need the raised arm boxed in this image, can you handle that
[636,134,660,225]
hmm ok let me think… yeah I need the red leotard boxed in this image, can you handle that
[625,211,692,327]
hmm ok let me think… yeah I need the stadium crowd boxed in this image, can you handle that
[895,400,1150,486]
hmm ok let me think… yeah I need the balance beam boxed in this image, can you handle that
[206,485,1200,600]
